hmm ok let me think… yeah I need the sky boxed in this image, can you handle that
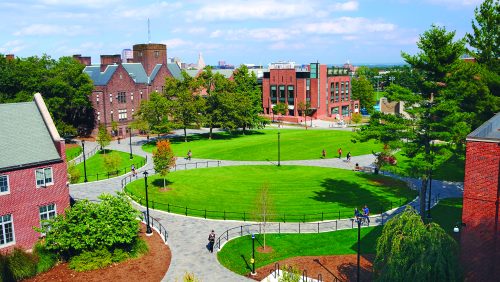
[0,0,483,66]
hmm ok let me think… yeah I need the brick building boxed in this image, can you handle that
[461,112,500,281]
[262,62,359,122]
[75,43,182,136]
[0,93,69,252]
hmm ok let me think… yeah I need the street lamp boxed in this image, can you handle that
[144,171,152,236]
[277,126,281,167]
[82,140,88,182]
[356,217,362,282]
[251,233,256,276]
[129,127,133,159]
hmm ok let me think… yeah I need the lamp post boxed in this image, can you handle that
[356,217,361,282]
[129,127,133,159]
[277,127,281,167]
[251,233,256,275]
[82,140,88,182]
[144,171,152,235]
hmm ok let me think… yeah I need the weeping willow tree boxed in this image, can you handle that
[374,206,460,281]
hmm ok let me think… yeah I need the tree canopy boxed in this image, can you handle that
[351,76,375,113]
[152,140,176,188]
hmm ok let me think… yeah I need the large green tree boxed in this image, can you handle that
[374,206,460,281]
[0,55,94,136]
[466,0,500,72]
[133,92,171,136]
[232,65,263,133]
[351,76,375,113]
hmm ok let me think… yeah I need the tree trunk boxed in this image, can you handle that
[184,127,187,142]
[419,176,428,219]
[242,125,246,135]
[209,125,213,140]
[163,177,166,189]
[304,114,308,130]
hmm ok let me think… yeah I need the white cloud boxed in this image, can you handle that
[425,0,482,6]
[302,17,396,34]
[161,38,192,49]
[208,28,297,41]
[13,24,88,36]
[192,0,315,21]
[36,0,120,9]
[269,41,305,50]
[0,40,26,53]
[332,1,359,11]
[113,1,182,19]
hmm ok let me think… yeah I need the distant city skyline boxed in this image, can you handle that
[0,0,482,66]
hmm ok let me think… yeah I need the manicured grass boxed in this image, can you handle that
[218,226,382,275]
[65,144,82,161]
[430,198,463,238]
[382,151,465,182]
[73,150,146,183]
[141,129,382,161]
[124,166,416,221]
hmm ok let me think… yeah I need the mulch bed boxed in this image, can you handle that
[247,254,374,282]
[24,224,171,282]
[65,143,80,149]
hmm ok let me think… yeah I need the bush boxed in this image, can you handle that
[129,238,149,258]
[6,248,37,281]
[67,161,81,184]
[33,242,58,274]
[69,248,113,272]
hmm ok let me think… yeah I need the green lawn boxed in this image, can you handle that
[430,198,463,238]
[218,226,382,275]
[65,144,82,161]
[73,150,146,183]
[382,151,465,182]
[142,129,382,161]
[124,166,416,221]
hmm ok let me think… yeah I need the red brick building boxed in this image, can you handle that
[0,93,69,252]
[461,113,500,281]
[262,62,359,122]
[75,43,182,136]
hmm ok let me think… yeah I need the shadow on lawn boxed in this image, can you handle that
[144,130,265,146]
[151,178,174,187]
[344,226,381,281]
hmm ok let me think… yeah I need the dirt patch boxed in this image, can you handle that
[24,224,171,282]
[256,246,274,253]
[159,187,172,192]
[65,143,80,149]
[369,177,401,187]
[248,254,374,282]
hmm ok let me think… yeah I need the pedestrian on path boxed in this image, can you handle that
[187,149,192,161]
[131,164,136,176]
[338,148,342,159]
[321,149,326,159]
[208,230,216,253]
[346,152,351,163]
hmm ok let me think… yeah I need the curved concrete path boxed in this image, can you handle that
[69,129,464,282]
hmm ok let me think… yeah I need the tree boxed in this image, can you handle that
[152,140,176,188]
[37,193,140,256]
[134,92,171,137]
[351,112,362,124]
[233,65,263,133]
[254,183,275,250]
[297,101,312,129]
[67,161,81,184]
[103,153,120,174]
[374,206,460,281]
[273,103,288,127]
[96,124,111,152]
[466,0,500,72]
[351,76,375,113]
[164,72,205,142]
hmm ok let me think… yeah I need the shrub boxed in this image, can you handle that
[33,242,58,274]
[129,238,149,258]
[69,248,113,272]
[67,161,81,184]
[6,248,37,281]
[279,265,301,282]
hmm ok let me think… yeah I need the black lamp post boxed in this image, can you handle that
[129,127,133,159]
[277,126,281,167]
[356,217,361,282]
[427,142,434,219]
[144,171,152,235]
[251,233,256,275]
[82,140,88,182]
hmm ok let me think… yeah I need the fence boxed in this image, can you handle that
[269,263,330,282]
[72,157,147,183]
[71,143,99,164]
[120,160,222,189]
[141,211,168,244]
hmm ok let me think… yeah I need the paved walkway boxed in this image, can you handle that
[69,129,464,282]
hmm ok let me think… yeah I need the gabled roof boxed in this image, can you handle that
[167,63,183,80]
[467,113,500,142]
[0,96,61,170]
[84,65,119,86]
[122,63,148,83]
[149,64,163,82]
[185,69,201,77]
[213,69,235,79]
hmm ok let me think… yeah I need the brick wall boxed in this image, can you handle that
[461,141,500,281]
[0,141,69,252]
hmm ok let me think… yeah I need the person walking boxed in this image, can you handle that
[363,205,370,223]
[338,148,342,159]
[131,164,136,176]
[187,149,192,161]
[321,149,326,159]
[346,152,351,163]
[208,230,216,253]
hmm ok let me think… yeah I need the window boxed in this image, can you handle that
[131,92,134,101]
[154,51,160,58]
[110,110,114,121]
[342,105,349,116]
[109,93,113,103]
[287,86,294,104]
[118,109,127,121]
[39,204,56,228]
[96,94,99,104]
[306,79,311,102]
[279,85,285,103]
[331,107,339,115]
[0,175,8,194]
[0,214,14,246]
[117,92,126,103]
[270,85,277,103]
[36,168,53,187]
[97,111,101,121]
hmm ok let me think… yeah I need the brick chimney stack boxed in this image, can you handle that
[73,54,92,66]
[6,54,14,61]
[100,54,121,71]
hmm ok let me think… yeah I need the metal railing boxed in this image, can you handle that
[71,144,99,164]
[141,211,168,243]
[71,157,147,183]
